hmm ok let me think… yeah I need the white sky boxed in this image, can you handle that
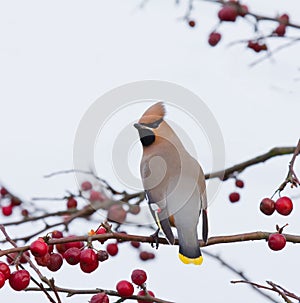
[0,1,300,302]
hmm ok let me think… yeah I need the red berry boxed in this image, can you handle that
[0,272,5,289]
[47,253,63,272]
[239,4,248,17]
[90,190,105,202]
[137,290,155,303]
[48,244,54,254]
[55,243,67,254]
[0,187,8,196]
[260,198,275,216]
[21,209,29,217]
[274,24,286,36]
[0,262,10,280]
[6,251,29,265]
[268,233,286,251]
[229,192,240,203]
[218,5,238,22]
[279,13,289,24]
[80,249,99,273]
[131,269,147,286]
[96,227,107,244]
[64,247,81,265]
[275,196,293,216]
[64,236,84,250]
[67,197,77,209]
[52,230,63,238]
[129,205,141,215]
[116,280,134,297]
[188,20,196,28]
[139,251,155,261]
[30,239,48,257]
[2,205,13,216]
[208,32,222,46]
[235,179,244,188]
[97,250,109,262]
[90,293,110,303]
[56,236,84,254]
[10,197,21,206]
[107,204,127,224]
[81,181,93,191]
[106,243,119,256]
[130,241,140,249]
[247,41,267,53]
[147,252,155,259]
[9,270,30,291]
[35,253,51,267]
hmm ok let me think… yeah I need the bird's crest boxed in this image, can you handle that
[138,102,166,124]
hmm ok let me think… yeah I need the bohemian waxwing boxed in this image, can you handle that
[134,102,208,265]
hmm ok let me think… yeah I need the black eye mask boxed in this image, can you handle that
[138,128,155,147]
[140,118,163,129]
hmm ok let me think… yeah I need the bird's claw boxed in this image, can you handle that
[150,228,160,249]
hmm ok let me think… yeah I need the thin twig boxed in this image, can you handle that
[26,285,173,303]
[204,251,279,303]
[0,225,58,303]
[232,280,300,302]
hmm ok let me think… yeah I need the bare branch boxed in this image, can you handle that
[232,280,300,302]
[26,286,173,303]
[204,251,279,303]
[205,146,296,180]
[2,230,300,258]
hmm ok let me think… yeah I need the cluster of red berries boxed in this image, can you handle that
[64,180,106,211]
[27,227,155,274]
[117,269,155,302]
[97,231,155,262]
[260,196,293,252]
[260,196,293,216]
[274,14,289,37]
[210,1,248,47]
[89,269,155,302]
[130,241,155,262]
[0,186,28,217]
[247,41,267,53]
[229,179,244,203]
[22,229,113,275]
[187,1,291,51]
[80,180,140,224]
[0,259,31,291]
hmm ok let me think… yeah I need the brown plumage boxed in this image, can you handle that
[134,102,208,265]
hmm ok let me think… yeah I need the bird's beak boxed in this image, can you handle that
[134,123,143,130]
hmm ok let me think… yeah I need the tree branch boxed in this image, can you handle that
[26,286,173,303]
[205,146,296,180]
[0,225,59,303]
[2,230,300,258]
[231,280,300,302]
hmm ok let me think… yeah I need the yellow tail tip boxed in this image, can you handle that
[179,253,203,265]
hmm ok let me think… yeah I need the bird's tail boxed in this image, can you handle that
[175,217,203,265]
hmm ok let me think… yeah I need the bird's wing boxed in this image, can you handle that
[197,164,208,243]
[145,190,175,245]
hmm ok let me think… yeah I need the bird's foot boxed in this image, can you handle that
[150,228,160,249]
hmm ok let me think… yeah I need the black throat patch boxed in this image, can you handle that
[138,128,155,147]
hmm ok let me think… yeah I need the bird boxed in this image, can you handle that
[134,102,208,265]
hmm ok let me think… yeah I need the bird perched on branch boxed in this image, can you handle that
[134,102,208,265]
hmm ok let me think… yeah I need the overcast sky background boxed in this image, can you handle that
[0,1,300,302]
